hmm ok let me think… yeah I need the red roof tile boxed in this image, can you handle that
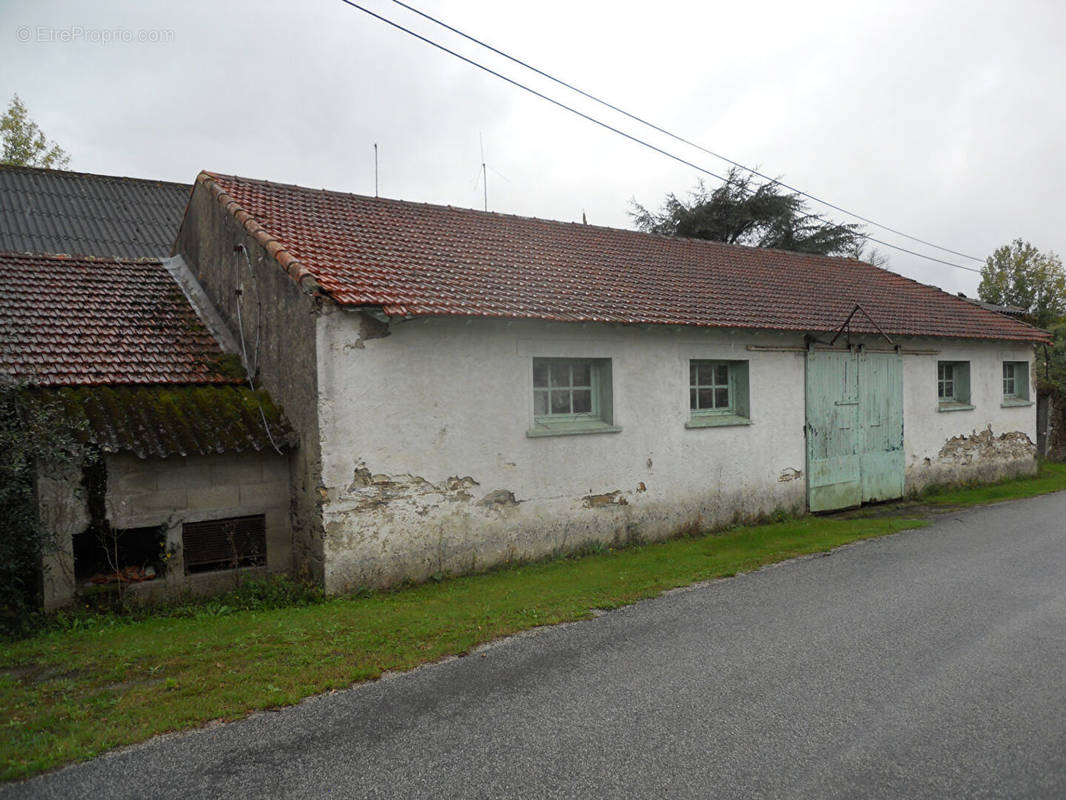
[199,172,1050,343]
[0,252,242,386]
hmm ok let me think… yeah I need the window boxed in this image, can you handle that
[937,361,972,410]
[182,514,266,574]
[1002,361,1031,406]
[528,357,620,437]
[686,359,750,427]
[73,525,166,583]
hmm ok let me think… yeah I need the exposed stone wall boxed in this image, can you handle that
[41,451,290,608]
[173,183,325,582]
[905,426,1038,493]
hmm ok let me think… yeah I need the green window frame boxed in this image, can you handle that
[528,357,620,437]
[686,359,750,428]
[1002,361,1031,406]
[937,361,973,411]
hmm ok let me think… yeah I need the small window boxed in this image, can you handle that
[937,361,972,410]
[1002,361,1030,405]
[687,360,750,428]
[528,358,620,437]
[182,515,266,574]
[73,525,167,583]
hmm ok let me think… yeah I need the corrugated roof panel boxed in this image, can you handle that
[0,165,190,258]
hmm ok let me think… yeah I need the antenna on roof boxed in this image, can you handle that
[480,133,487,211]
[373,143,379,198]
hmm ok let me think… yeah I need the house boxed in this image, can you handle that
[0,164,190,258]
[0,251,295,608]
[172,171,1050,595]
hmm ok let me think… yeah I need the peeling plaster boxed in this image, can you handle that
[342,462,480,511]
[905,426,1037,494]
[778,467,803,482]
[582,490,629,508]
[936,426,1036,465]
[477,489,519,507]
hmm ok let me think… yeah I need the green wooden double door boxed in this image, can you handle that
[806,347,904,512]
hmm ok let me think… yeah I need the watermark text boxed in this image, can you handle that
[16,26,175,45]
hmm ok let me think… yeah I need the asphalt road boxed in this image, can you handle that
[8,493,1066,799]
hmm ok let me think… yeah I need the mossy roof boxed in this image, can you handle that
[41,385,295,458]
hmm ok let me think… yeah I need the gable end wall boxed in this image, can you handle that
[172,184,325,583]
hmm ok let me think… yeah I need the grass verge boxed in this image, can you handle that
[921,460,1066,506]
[3,460,1065,781]
[2,515,922,781]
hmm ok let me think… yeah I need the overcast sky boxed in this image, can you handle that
[2,0,1063,295]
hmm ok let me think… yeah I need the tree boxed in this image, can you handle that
[978,239,1065,329]
[630,167,866,257]
[0,95,70,169]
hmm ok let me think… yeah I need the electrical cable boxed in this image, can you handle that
[387,0,983,264]
[234,245,284,455]
[337,0,980,274]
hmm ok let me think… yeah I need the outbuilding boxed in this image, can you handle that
[0,251,294,608]
[173,171,1049,594]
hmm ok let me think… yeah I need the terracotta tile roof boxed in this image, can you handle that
[0,251,242,386]
[0,165,190,258]
[35,385,294,458]
[199,171,1050,343]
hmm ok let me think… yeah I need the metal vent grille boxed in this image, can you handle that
[182,515,266,574]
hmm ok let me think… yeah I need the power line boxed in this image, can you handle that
[387,0,983,265]
[337,0,980,274]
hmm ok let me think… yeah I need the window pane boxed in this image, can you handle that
[690,363,698,387]
[714,364,730,386]
[690,387,697,409]
[572,389,592,413]
[697,363,714,386]
[533,361,549,388]
[698,388,714,409]
[715,387,730,408]
[551,390,570,414]
[549,362,571,388]
[534,391,548,415]
[571,363,592,388]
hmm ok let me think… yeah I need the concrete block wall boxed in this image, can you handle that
[42,450,291,608]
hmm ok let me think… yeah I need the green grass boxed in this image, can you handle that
[921,460,1066,506]
[1,515,924,781]
[3,459,1066,782]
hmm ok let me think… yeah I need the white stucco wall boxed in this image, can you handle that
[314,315,1039,593]
[316,314,809,593]
[901,338,1037,491]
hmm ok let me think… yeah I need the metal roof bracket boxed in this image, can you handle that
[827,304,895,347]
